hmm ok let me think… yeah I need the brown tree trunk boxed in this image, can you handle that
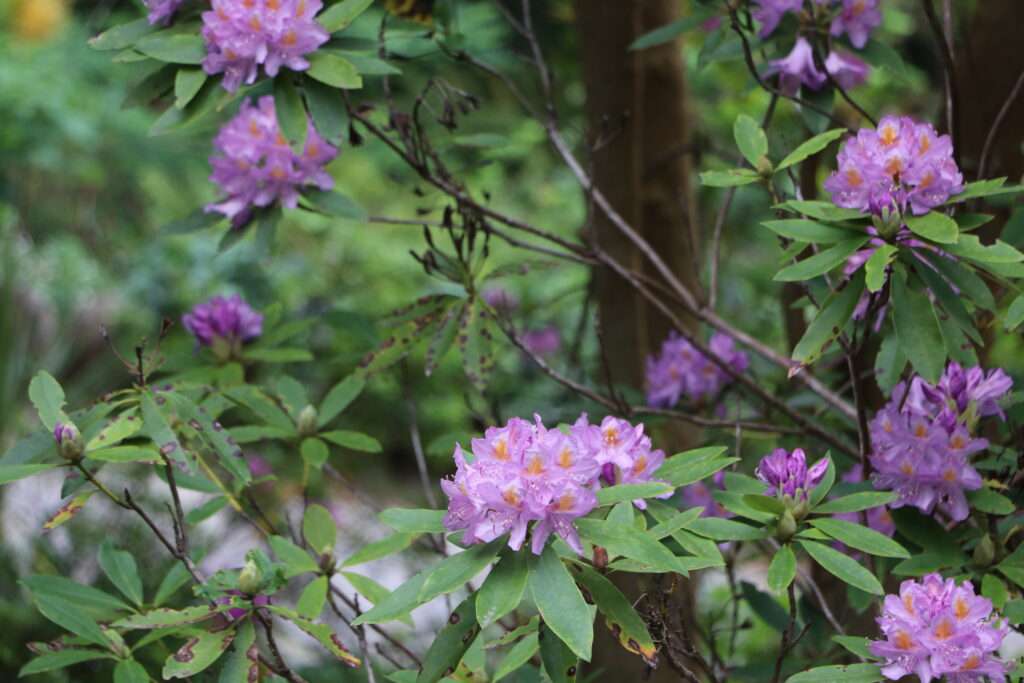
[575,2,699,680]
[576,0,700,390]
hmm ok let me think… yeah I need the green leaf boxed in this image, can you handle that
[307,52,363,89]
[792,273,864,365]
[153,563,193,607]
[114,603,241,630]
[892,273,946,383]
[165,392,251,486]
[947,178,1024,203]
[0,463,59,485]
[303,504,337,555]
[417,597,479,683]
[946,234,1024,264]
[762,219,859,243]
[224,386,295,431]
[243,347,313,363]
[113,660,150,683]
[493,632,539,682]
[269,605,361,666]
[174,68,206,109]
[654,446,732,486]
[864,244,897,292]
[418,541,502,604]
[740,581,789,631]
[33,594,110,648]
[217,621,256,683]
[269,535,319,577]
[300,188,368,221]
[304,78,348,141]
[574,566,657,665]
[767,545,797,593]
[798,540,883,595]
[352,571,429,626]
[86,411,142,450]
[905,212,959,244]
[776,129,846,171]
[22,575,130,620]
[163,208,223,234]
[321,429,382,453]
[595,482,674,506]
[742,494,787,515]
[699,168,759,187]
[966,487,1015,515]
[297,576,328,620]
[140,393,187,470]
[379,507,446,534]
[301,437,329,468]
[538,620,579,683]
[921,253,996,310]
[29,371,66,431]
[89,18,155,50]
[809,518,909,558]
[629,12,712,50]
[774,237,869,282]
[832,635,873,659]
[341,532,415,568]
[319,0,375,32]
[185,496,228,525]
[813,491,897,514]
[685,517,767,541]
[982,574,1009,610]
[86,445,161,463]
[273,77,307,148]
[99,542,144,607]
[19,649,115,676]
[476,550,529,628]
[775,200,866,222]
[734,114,768,167]
[528,546,593,661]
[786,663,884,683]
[1005,293,1024,331]
[135,33,205,64]
[575,519,690,574]
[808,455,835,507]
[163,627,236,679]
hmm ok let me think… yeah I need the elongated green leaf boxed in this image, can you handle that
[775,200,866,222]
[776,129,846,171]
[685,517,768,541]
[22,575,130,619]
[303,504,337,555]
[808,455,835,507]
[217,620,256,683]
[864,244,897,292]
[29,371,66,431]
[307,52,363,89]
[316,374,365,426]
[114,602,241,630]
[476,549,528,628]
[418,541,502,604]
[767,544,797,593]
[528,546,593,661]
[892,273,945,383]
[655,446,732,486]
[86,445,161,463]
[163,627,236,679]
[538,619,579,683]
[135,33,204,64]
[921,252,996,310]
[300,188,368,221]
[295,576,328,620]
[33,594,110,648]
[273,77,307,148]
[89,18,155,50]
[417,597,478,683]
[493,631,539,682]
[1006,293,1024,331]
[379,508,445,534]
[19,649,115,676]
[319,0,375,32]
[792,273,864,365]
[268,535,319,577]
[301,437,329,469]
[762,219,859,243]
[946,234,1024,263]
[813,491,896,514]
[799,540,883,595]
[966,487,1015,515]
[734,114,768,167]
[99,542,144,607]
[342,532,415,568]
[174,68,206,109]
[575,519,689,574]
[809,518,909,558]
[574,566,656,665]
[140,392,188,469]
[0,463,59,485]
[947,178,1024,203]
[774,238,869,282]
[595,482,674,506]
[699,168,759,187]
[905,212,958,244]
[321,429,381,453]
[86,411,142,451]
[786,663,884,683]
[352,572,428,625]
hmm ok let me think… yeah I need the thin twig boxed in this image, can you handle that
[978,70,1024,182]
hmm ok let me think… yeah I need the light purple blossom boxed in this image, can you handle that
[522,325,561,357]
[825,50,870,90]
[53,421,76,445]
[144,0,184,25]
[830,0,882,49]
[755,448,829,501]
[201,0,329,92]
[207,96,337,227]
[869,363,1010,522]
[870,573,1010,682]
[825,115,965,216]
[441,413,674,554]
[769,38,827,96]
[182,294,264,355]
[482,287,519,312]
[645,332,749,408]
[752,0,803,37]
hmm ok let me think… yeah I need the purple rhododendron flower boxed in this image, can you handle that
[144,0,183,25]
[441,413,673,554]
[201,0,329,92]
[869,363,1011,522]
[482,287,518,312]
[53,421,75,445]
[645,332,749,408]
[207,96,337,227]
[825,115,964,216]
[870,573,1010,682]
[825,50,870,90]
[755,448,829,500]
[182,294,264,355]
[752,0,803,37]
[522,325,561,356]
[769,38,827,96]
[830,0,881,48]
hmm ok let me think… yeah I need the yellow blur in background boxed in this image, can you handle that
[9,0,69,42]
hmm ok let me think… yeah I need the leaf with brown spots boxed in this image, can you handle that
[572,566,657,666]
[267,605,361,668]
[162,626,236,679]
[216,620,256,683]
[43,491,96,531]
[113,601,243,630]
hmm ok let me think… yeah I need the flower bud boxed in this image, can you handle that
[54,422,84,462]
[297,405,319,437]
[776,508,797,542]
[790,496,810,521]
[238,557,264,595]
[973,534,996,568]
[755,156,774,177]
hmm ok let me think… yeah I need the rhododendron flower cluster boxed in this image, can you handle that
[201,0,329,92]
[871,573,1010,682]
[870,362,1011,522]
[826,115,964,216]
[144,0,183,25]
[207,96,337,227]
[756,448,829,501]
[183,294,264,353]
[753,0,881,47]
[441,414,671,555]
[645,332,749,408]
